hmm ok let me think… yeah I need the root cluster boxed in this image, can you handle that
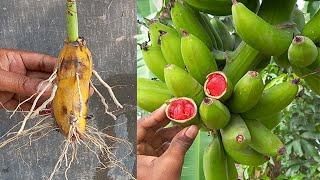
[0,70,135,179]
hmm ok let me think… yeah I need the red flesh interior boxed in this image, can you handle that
[168,99,195,120]
[206,73,227,97]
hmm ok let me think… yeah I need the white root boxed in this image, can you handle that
[92,70,123,108]
[0,115,52,149]
[90,81,117,120]
[30,85,57,119]
[10,92,37,119]
[16,70,57,135]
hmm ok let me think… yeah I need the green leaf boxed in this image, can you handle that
[292,140,303,157]
[307,1,320,17]
[300,139,320,163]
[181,130,211,180]
[301,131,320,140]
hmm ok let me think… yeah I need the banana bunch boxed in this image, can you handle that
[138,0,319,179]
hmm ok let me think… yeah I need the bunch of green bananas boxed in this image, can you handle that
[138,0,320,179]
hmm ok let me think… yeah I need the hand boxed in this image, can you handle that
[137,105,199,180]
[0,49,56,111]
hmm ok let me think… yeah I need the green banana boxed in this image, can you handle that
[210,18,235,51]
[256,112,282,130]
[288,36,318,68]
[164,64,205,105]
[223,0,295,84]
[141,44,167,81]
[170,1,213,49]
[221,115,268,166]
[302,8,320,42]
[224,0,297,84]
[220,114,251,149]
[258,0,297,25]
[242,80,299,119]
[181,31,218,84]
[137,78,173,112]
[228,71,265,113]
[223,143,269,166]
[148,20,178,47]
[226,155,238,179]
[203,135,229,180]
[223,42,266,85]
[245,119,285,156]
[198,13,223,50]
[232,2,293,56]
[184,0,259,16]
[159,31,185,69]
[199,97,230,129]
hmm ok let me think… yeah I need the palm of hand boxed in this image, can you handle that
[0,49,56,110]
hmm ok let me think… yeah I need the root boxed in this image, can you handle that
[48,126,74,180]
[47,124,135,180]
[16,70,57,135]
[92,70,123,108]
[30,85,57,119]
[0,115,53,149]
[83,125,135,179]
[90,81,117,120]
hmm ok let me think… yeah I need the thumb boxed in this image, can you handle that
[161,125,199,165]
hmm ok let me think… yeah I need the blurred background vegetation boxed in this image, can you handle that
[137,0,320,179]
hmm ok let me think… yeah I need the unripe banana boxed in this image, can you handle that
[256,112,282,130]
[159,31,185,69]
[242,80,299,119]
[221,115,268,166]
[288,36,318,68]
[203,135,229,180]
[198,13,223,50]
[245,119,285,156]
[181,31,218,84]
[137,78,173,112]
[223,42,266,85]
[141,44,167,81]
[210,17,235,51]
[221,114,251,150]
[184,0,259,16]
[228,71,265,113]
[223,142,269,166]
[148,20,178,47]
[200,97,230,129]
[302,8,320,42]
[232,2,293,56]
[170,1,213,49]
[164,64,205,105]
[224,0,297,84]
[258,0,297,25]
[226,155,238,179]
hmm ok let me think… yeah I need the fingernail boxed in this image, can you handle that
[37,81,52,93]
[185,125,199,139]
